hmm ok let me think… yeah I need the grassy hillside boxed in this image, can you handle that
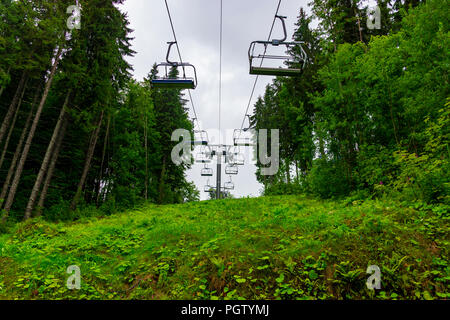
[0,195,448,300]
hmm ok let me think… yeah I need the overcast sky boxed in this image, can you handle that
[119,0,310,200]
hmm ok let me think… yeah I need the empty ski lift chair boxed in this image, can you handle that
[151,42,198,89]
[204,180,215,192]
[230,148,245,166]
[224,177,235,191]
[233,128,255,147]
[196,146,212,163]
[248,15,307,76]
[225,164,238,175]
[201,165,213,177]
[234,115,254,146]
[192,130,209,146]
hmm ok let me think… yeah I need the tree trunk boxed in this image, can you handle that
[355,8,364,43]
[286,161,291,184]
[71,110,104,210]
[35,115,69,217]
[0,79,28,170]
[96,115,110,207]
[2,47,63,221]
[24,91,70,219]
[0,71,28,146]
[0,85,40,205]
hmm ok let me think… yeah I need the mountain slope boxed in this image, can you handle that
[0,195,448,299]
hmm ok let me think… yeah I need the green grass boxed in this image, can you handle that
[0,195,448,300]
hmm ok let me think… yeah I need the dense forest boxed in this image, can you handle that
[252,0,448,206]
[0,0,448,227]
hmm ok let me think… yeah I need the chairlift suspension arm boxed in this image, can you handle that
[273,15,287,44]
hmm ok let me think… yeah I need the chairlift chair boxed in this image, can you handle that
[201,165,213,177]
[248,16,307,77]
[233,129,255,147]
[191,130,209,146]
[225,164,238,175]
[151,42,198,89]
[224,177,235,191]
[195,146,212,163]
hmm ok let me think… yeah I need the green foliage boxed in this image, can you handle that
[264,181,304,196]
[0,195,447,300]
[306,159,351,199]
[391,105,449,204]
[252,0,448,205]
[0,0,198,221]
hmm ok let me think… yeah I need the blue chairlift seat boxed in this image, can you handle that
[150,42,198,89]
[151,78,196,89]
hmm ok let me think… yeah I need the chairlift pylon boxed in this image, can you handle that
[248,16,307,76]
[191,130,209,146]
[151,41,198,89]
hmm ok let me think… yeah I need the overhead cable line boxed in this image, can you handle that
[164,0,203,139]
[239,0,282,132]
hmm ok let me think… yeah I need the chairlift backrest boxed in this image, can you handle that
[229,151,245,166]
[272,15,288,45]
[196,145,212,163]
[224,178,235,190]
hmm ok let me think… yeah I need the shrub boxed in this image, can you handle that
[306,159,351,199]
